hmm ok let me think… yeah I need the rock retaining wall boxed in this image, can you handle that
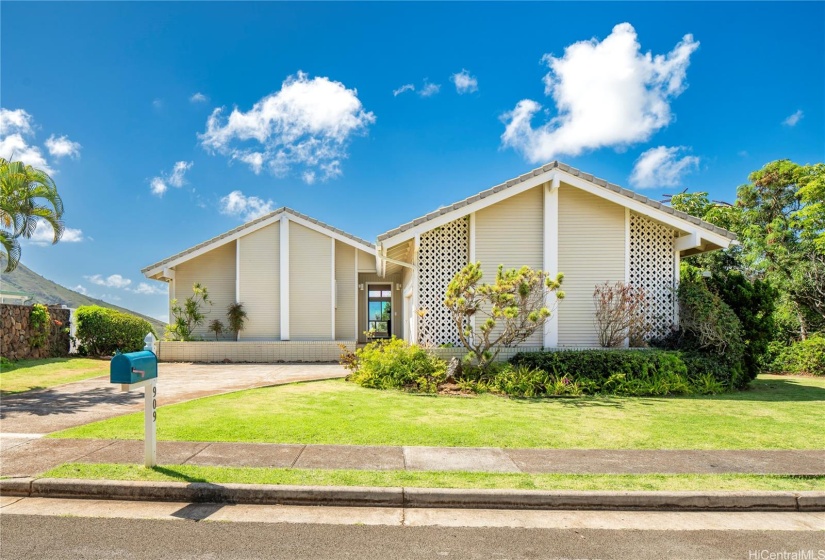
[1,304,71,361]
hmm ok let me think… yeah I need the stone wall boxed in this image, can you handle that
[157,340,354,363]
[1,304,71,361]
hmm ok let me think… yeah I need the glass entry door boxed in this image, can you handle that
[367,285,392,338]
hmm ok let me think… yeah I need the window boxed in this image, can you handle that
[367,285,392,338]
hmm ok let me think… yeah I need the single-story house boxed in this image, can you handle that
[142,161,736,361]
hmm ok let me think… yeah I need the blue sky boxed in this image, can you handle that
[2,2,823,323]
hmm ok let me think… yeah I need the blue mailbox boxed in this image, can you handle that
[110,350,158,384]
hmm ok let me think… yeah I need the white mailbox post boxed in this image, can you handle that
[115,333,158,468]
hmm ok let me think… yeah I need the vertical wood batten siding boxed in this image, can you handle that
[290,222,332,340]
[474,185,544,346]
[238,223,280,340]
[335,242,356,340]
[558,184,626,346]
[174,242,236,340]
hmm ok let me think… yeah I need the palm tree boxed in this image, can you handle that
[1,158,65,272]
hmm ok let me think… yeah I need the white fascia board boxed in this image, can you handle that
[286,213,375,254]
[143,211,285,278]
[557,171,734,249]
[378,171,557,249]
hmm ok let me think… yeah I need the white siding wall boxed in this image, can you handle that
[335,241,356,340]
[558,184,626,346]
[474,185,544,346]
[290,222,332,340]
[238,223,280,340]
[174,242,236,340]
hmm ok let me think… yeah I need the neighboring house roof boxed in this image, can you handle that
[142,207,375,278]
[376,160,738,246]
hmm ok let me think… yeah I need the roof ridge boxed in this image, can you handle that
[141,207,374,274]
[376,160,737,242]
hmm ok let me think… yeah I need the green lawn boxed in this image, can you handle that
[43,463,825,492]
[0,357,109,394]
[51,375,825,449]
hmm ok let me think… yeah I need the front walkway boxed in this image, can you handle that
[3,437,823,478]
[0,363,347,435]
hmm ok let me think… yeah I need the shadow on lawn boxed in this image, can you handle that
[707,378,825,402]
[0,386,141,418]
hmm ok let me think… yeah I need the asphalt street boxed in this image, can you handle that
[2,514,824,560]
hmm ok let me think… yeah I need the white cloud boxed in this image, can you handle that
[45,134,81,159]
[418,82,440,98]
[393,84,415,96]
[152,99,164,109]
[190,92,209,103]
[219,190,275,222]
[451,69,478,94]
[132,282,166,295]
[150,161,193,196]
[72,284,88,295]
[502,23,699,162]
[0,108,34,135]
[0,108,54,174]
[783,110,803,127]
[200,71,375,183]
[27,223,84,245]
[629,145,699,189]
[85,274,132,289]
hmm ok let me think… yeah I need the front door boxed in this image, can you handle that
[367,284,392,339]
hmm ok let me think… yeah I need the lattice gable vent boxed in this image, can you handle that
[628,212,678,339]
[416,217,469,346]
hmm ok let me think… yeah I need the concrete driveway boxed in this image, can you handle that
[0,363,347,435]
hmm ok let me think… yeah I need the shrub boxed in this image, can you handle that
[346,337,447,393]
[769,335,825,376]
[29,303,50,348]
[75,305,156,356]
[510,349,691,394]
[706,270,778,380]
[592,281,648,347]
[651,271,749,389]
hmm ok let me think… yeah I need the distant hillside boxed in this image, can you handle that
[1,261,166,334]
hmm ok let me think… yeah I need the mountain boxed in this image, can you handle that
[1,261,166,334]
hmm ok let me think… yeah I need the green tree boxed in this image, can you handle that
[167,283,212,341]
[444,262,564,370]
[0,158,65,272]
[736,160,825,337]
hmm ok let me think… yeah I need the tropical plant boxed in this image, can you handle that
[208,319,225,341]
[0,158,65,272]
[167,283,212,341]
[29,303,50,348]
[226,302,247,340]
[444,262,564,370]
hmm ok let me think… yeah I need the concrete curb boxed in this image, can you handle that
[2,478,823,511]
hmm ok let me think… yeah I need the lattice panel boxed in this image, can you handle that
[629,212,677,339]
[416,217,469,346]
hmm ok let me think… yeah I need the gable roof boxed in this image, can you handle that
[142,207,375,278]
[376,160,738,246]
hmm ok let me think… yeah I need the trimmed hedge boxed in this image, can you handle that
[509,349,731,395]
[75,305,156,357]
